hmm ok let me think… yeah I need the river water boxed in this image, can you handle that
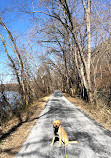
[0,91,21,111]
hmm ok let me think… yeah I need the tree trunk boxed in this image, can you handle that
[0,17,29,105]
[81,0,94,103]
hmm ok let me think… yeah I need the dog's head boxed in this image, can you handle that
[53,120,61,128]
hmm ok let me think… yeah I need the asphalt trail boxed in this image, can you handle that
[16,91,111,158]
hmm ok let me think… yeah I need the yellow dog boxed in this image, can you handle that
[50,120,78,147]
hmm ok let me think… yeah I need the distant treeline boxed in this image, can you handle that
[0,83,19,92]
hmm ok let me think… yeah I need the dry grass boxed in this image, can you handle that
[0,94,51,158]
[64,93,111,131]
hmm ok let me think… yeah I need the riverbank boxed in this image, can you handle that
[0,95,51,158]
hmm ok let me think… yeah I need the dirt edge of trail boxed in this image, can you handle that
[64,93,111,131]
[0,95,51,158]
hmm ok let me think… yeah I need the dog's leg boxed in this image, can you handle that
[58,135,62,147]
[50,134,55,146]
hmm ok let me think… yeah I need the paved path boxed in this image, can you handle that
[16,91,111,158]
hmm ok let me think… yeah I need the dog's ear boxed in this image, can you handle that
[53,120,55,125]
[59,120,61,125]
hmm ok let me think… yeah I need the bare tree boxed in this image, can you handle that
[0,17,30,106]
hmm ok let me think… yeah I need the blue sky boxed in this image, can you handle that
[0,0,47,83]
[0,0,110,83]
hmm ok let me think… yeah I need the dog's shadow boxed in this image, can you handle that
[54,137,59,143]
[53,137,66,146]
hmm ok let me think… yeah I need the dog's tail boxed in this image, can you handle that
[69,141,78,144]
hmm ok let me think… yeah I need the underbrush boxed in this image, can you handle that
[90,99,111,129]
[96,90,111,108]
